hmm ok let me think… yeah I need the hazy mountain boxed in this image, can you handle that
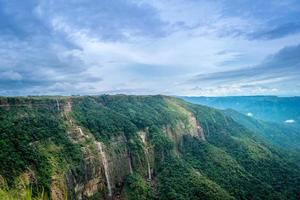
[1,95,300,200]
[181,96,300,127]
[222,109,300,151]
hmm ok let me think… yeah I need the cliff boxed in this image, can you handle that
[0,95,300,200]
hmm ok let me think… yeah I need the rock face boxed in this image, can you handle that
[51,175,67,200]
[58,97,206,200]
[61,100,134,200]
[94,141,112,197]
[61,100,104,200]
[0,95,205,199]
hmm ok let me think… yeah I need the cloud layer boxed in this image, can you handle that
[0,0,300,96]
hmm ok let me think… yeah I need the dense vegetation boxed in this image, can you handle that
[223,109,300,151]
[123,173,153,200]
[0,97,82,198]
[1,95,300,199]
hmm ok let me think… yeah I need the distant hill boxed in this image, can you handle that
[181,96,300,127]
[1,95,300,200]
[223,108,300,150]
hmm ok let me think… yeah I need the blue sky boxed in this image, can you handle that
[0,0,300,96]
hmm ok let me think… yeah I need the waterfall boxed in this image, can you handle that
[128,156,133,174]
[123,134,133,174]
[56,99,60,111]
[127,146,133,174]
[78,128,84,137]
[95,142,112,197]
[145,152,151,180]
[139,131,152,181]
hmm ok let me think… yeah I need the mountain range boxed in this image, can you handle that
[181,96,300,127]
[0,95,300,200]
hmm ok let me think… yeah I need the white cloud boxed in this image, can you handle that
[284,119,295,123]
[247,113,253,117]
[47,14,300,96]
[1,0,300,95]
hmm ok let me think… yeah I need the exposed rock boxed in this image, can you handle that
[63,100,106,199]
[62,100,133,199]
[83,178,101,197]
[51,176,67,200]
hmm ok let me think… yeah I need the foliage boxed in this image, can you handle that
[1,95,300,200]
[70,95,300,200]
[0,175,47,200]
[0,98,82,196]
[224,108,300,151]
[71,97,138,142]
[124,173,153,200]
[182,136,283,199]
[156,156,234,200]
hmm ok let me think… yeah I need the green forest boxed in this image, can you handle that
[1,95,300,200]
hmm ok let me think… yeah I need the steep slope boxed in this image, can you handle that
[0,97,83,199]
[1,95,300,200]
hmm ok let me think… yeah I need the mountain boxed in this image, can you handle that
[182,96,300,152]
[222,109,300,151]
[1,95,300,200]
[222,109,300,166]
[181,96,300,127]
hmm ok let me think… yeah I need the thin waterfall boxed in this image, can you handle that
[139,131,151,180]
[95,142,112,197]
[139,132,151,180]
[145,151,151,180]
[78,127,84,137]
[128,156,133,174]
[56,99,60,111]
[123,134,133,174]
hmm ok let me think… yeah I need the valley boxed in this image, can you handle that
[0,95,300,200]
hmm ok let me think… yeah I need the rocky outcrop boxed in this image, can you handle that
[51,176,68,200]
[44,97,207,199]
[95,141,112,197]
[163,98,206,141]
[61,100,133,200]
[62,100,106,199]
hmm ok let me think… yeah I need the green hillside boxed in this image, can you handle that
[223,109,300,151]
[0,95,300,200]
[181,96,300,127]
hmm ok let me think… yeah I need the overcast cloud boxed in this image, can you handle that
[0,0,300,96]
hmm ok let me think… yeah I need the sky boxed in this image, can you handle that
[0,0,300,96]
